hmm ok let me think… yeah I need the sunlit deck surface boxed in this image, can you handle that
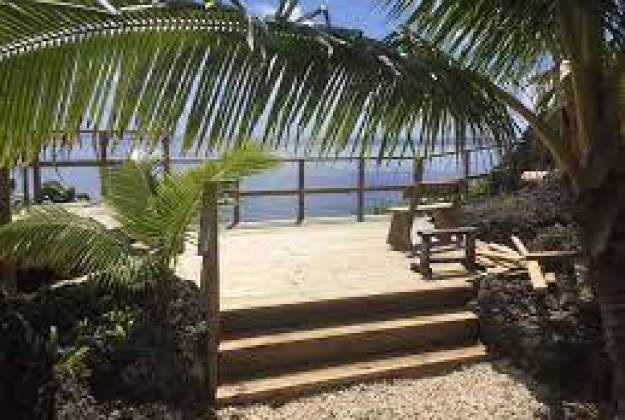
[39,205,473,311]
[176,217,474,311]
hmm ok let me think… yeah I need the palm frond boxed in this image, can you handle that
[103,159,164,248]
[0,205,136,279]
[378,0,623,85]
[0,0,517,164]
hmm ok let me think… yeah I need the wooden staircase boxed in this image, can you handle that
[218,282,486,406]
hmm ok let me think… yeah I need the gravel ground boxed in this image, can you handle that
[218,363,549,420]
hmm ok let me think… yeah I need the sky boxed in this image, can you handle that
[246,0,396,39]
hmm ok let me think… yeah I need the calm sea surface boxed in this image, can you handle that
[12,139,500,222]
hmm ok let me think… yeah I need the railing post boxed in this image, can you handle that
[413,157,424,183]
[199,182,220,406]
[0,167,16,295]
[99,131,109,198]
[357,157,365,222]
[22,165,30,207]
[463,150,471,198]
[230,180,241,228]
[411,157,424,211]
[297,159,305,224]
[162,135,171,174]
[33,155,42,204]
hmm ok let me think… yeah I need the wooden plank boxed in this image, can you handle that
[510,235,529,256]
[429,256,467,264]
[527,260,547,291]
[418,227,478,236]
[486,266,510,275]
[387,206,410,213]
[476,255,498,268]
[476,247,523,263]
[484,242,520,258]
[524,250,578,261]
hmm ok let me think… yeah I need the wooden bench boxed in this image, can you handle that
[386,181,466,251]
[411,227,478,279]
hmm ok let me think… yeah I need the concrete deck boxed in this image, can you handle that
[176,217,473,311]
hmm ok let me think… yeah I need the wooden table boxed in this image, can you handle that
[386,181,466,251]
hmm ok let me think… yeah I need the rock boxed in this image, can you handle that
[473,272,611,403]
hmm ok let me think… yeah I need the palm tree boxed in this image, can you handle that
[0,144,278,286]
[374,0,625,414]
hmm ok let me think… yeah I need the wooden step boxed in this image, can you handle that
[221,284,474,338]
[218,345,487,406]
[219,311,478,383]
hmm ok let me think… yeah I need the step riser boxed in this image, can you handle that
[221,286,474,338]
[217,350,487,406]
[220,317,478,383]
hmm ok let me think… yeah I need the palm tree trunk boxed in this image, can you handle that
[592,260,625,417]
[579,166,625,416]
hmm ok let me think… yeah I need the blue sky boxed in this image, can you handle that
[247,1,396,39]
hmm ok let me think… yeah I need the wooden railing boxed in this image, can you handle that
[22,141,509,225]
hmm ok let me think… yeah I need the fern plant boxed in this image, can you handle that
[0,144,278,286]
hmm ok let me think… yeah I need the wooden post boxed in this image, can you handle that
[297,159,305,224]
[420,234,433,279]
[0,167,16,295]
[411,158,424,211]
[357,157,365,222]
[230,180,241,228]
[33,155,42,204]
[0,168,11,225]
[199,182,220,406]
[162,136,171,174]
[465,231,477,272]
[22,166,30,207]
[463,150,471,198]
[98,131,109,198]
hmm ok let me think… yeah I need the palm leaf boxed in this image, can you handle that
[0,0,516,165]
[0,206,136,280]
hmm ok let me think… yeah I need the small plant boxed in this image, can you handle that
[41,181,76,203]
[468,178,491,199]
[49,323,93,380]
[0,144,279,287]
[102,310,135,342]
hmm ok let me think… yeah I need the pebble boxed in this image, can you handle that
[218,363,548,420]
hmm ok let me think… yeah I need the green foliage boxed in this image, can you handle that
[0,144,278,286]
[102,310,135,342]
[41,181,76,203]
[56,345,92,380]
[468,178,492,200]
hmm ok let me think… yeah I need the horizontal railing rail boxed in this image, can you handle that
[21,140,515,225]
